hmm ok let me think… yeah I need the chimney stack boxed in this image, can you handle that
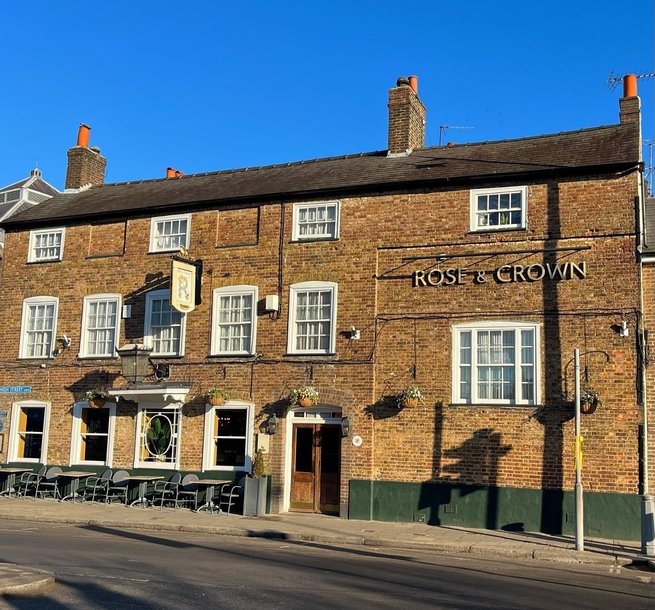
[619,74,640,125]
[65,124,107,190]
[388,75,426,155]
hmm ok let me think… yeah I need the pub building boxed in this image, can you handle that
[0,75,650,540]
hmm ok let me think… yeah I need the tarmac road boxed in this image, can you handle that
[0,520,653,609]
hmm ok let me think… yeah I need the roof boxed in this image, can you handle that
[0,169,59,197]
[1,122,640,230]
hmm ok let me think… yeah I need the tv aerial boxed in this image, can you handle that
[439,125,475,146]
[607,70,654,90]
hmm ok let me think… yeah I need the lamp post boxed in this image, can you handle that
[116,344,153,384]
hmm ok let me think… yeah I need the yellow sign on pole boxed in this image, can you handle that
[574,435,584,471]
[170,259,196,313]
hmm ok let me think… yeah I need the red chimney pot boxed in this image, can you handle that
[623,74,637,98]
[77,124,91,148]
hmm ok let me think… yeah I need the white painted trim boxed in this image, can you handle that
[7,400,51,463]
[27,227,66,262]
[287,281,338,354]
[210,285,258,356]
[451,320,541,406]
[282,407,344,513]
[134,404,183,470]
[78,293,122,358]
[69,401,117,467]
[19,296,59,359]
[144,289,187,356]
[291,201,340,241]
[201,400,255,472]
[148,213,191,253]
[469,186,527,232]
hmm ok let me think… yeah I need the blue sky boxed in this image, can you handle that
[1,1,653,189]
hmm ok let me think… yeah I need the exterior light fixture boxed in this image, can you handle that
[267,414,279,435]
[116,344,153,383]
[619,319,629,338]
[341,416,352,438]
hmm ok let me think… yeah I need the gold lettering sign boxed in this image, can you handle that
[170,259,196,313]
[413,261,586,287]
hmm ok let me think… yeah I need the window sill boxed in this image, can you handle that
[289,236,339,244]
[76,355,119,360]
[467,226,526,235]
[284,353,337,358]
[26,259,62,264]
[207,353,257,359]
[449,402,539,409]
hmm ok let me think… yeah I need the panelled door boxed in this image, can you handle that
[290,424,340,514]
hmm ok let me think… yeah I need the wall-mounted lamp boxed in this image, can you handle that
[619,319,629,338]
[350,327,361,340]
[340,416,352,438]
[266,414,279,435]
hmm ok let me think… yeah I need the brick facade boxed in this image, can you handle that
[0,80,648,531]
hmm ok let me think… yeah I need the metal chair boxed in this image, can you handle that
[84,469,113,502]
[35,467,62,500]
[176,474,199,511]
[218,477,245,514]
[16,465,47,497]
[105,470,130,505]
[153,472,182,509]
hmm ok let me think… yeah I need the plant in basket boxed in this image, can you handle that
[289,386,319,408]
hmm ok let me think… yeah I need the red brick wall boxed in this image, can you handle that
[0,169,643,513]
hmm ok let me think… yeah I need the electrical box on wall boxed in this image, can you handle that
[264,295,279,312]
[122,305,132,319]
[256,433,270,453]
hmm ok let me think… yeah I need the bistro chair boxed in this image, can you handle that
[84,469,113,502]
[153,472,182,510]
[17,465,47,498]
[176,474,199,511]
[218,477,245,515]
[35,466,62,500]
[105,470,130,505]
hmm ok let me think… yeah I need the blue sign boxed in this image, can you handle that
[0,386,31,393]
[0,421,4,432]
[0,411,7,418]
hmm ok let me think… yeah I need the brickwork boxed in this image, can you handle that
[0,164,644,512]
[65,147,107,190]
[387,84,426,153]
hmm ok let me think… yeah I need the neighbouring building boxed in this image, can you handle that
[0,168,59,252]
[0,76,650,540]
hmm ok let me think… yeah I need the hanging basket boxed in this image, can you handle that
[299,397,315,408]
[580,399,599,415]
[209,396,225,406]
[401,397,419,409]
[88,397,106,409]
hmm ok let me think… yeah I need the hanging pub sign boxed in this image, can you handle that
[413,261,587,287]
[170,258,197,313]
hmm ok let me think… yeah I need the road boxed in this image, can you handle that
[0,520,652,609]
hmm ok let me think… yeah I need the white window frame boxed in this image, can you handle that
[79,293,121,358]
[292,201,340,241]
[144,290,186,356]
[7,400,51,463]
[211,285,258,356]
[452,321,540,406]
[19,296,59,359]
[27,228,66,262]
[202,400,254,472]
[69,401,117,467]
[470,186,527,232]
[287,281,338,355]
[149,214,191,253]
[134,405,182,470]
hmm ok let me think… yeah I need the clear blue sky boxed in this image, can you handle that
[1,1,653,190]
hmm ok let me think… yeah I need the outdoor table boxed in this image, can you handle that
[58,471,93,503]
[0,468,33,497]
[123,475,164,507]
[195,479,230,513]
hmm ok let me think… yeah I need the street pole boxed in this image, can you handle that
[574,349,584,552]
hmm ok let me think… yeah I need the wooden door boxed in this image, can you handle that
[290,424,340,514]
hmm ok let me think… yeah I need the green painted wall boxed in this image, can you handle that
[349,480,641,540]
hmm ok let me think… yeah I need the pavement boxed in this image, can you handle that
[0,495,653,594]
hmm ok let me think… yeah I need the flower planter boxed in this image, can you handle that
[209,396,225,406]
[299,397,315,408]
[401,397,419,408]
[88,397,106,409]
[580,399,599,415]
